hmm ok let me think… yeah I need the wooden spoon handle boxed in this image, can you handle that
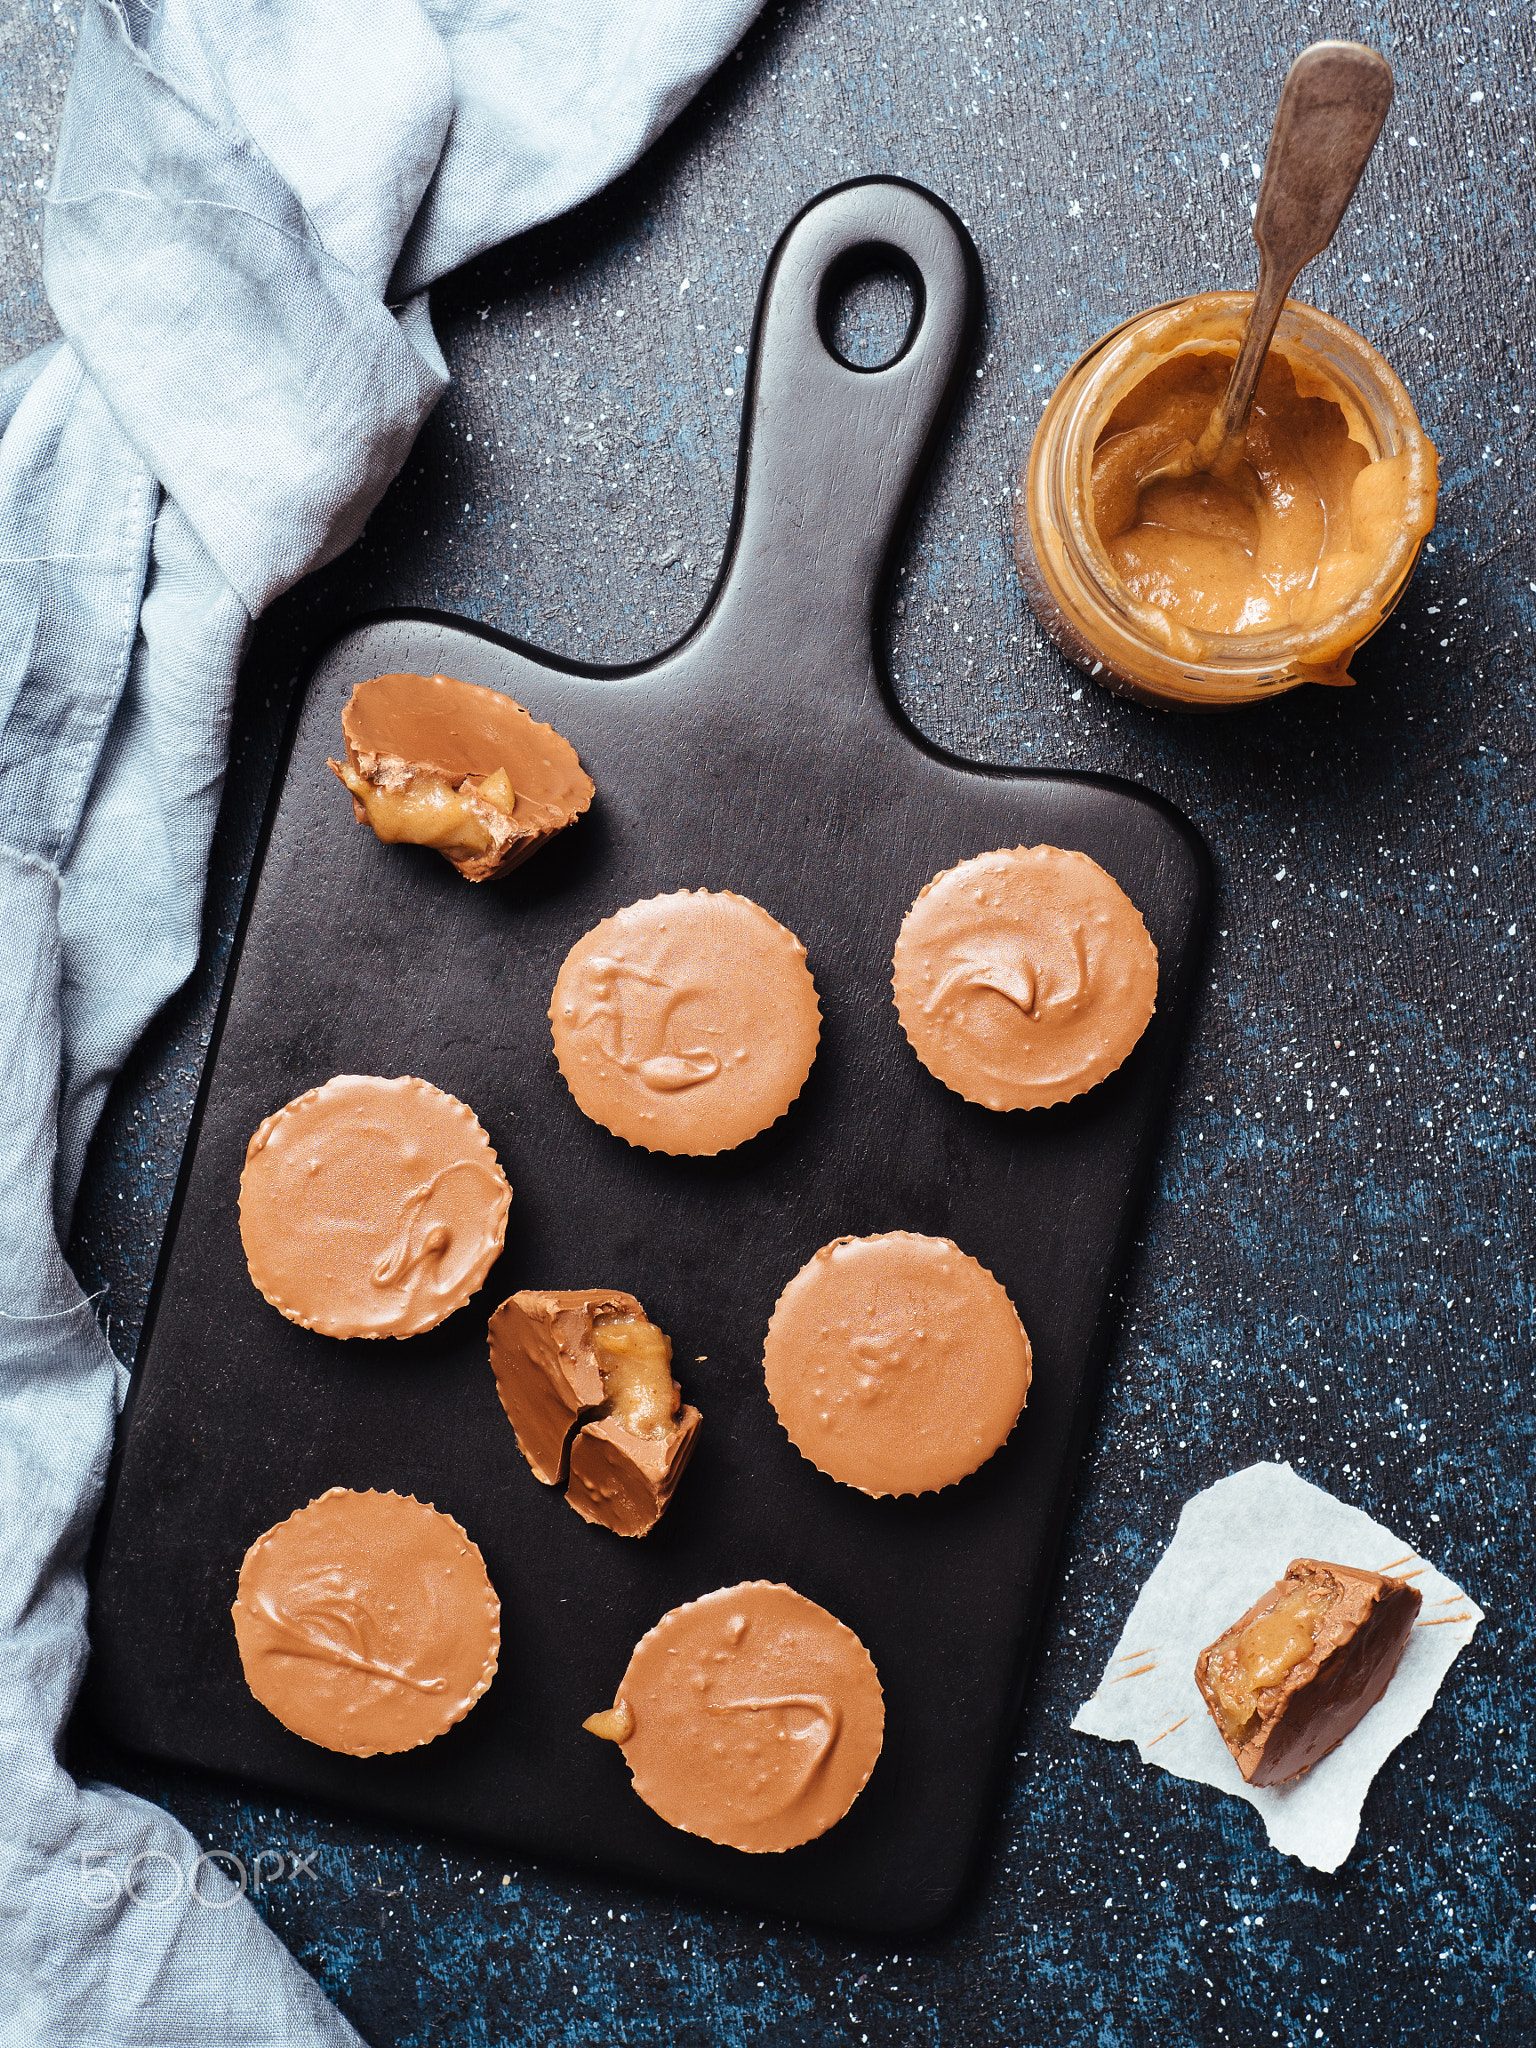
[1198,41,1393,472]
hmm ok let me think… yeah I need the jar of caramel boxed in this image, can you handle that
[1014,292,1438,710]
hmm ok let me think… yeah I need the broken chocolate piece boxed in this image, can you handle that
[487,1289,700,1536]
[566,1413,700,1537]
[1195,1557,1422,1786]
[486,1288,613,1484]
[327,670,594,882]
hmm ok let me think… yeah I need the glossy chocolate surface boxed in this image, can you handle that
[762,1232,1032,1496]
[549,889,821,1155]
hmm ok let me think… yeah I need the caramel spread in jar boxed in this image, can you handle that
[1017,293,1438,707]
[1095,349,1410,642]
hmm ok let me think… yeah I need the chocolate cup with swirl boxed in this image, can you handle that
[549,890,821,1157]
[892,844,1158,1114]
[232,1487,500,1756]
[239,1074,511,1340]
[582,1582,884,1852]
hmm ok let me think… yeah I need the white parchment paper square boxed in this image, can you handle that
[1070,1461,1482,1871]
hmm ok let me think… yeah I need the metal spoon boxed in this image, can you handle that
[1139,41,1393,491]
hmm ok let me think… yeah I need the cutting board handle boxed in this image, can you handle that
[697,178,981,685]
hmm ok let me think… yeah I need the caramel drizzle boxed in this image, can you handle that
[707,1693,841,1808]
[573,955,721,1092]
[370,1158,504,1295]
[250,1581,447,1694]
[923,926,1089,1022]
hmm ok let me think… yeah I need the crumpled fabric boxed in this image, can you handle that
[0,3,758,2039]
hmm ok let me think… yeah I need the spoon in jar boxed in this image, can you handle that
[1136,41,1394,493]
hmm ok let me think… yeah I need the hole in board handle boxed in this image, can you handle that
[816,243,925,373]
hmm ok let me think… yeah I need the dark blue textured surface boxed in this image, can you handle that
[5,0,1530,2040]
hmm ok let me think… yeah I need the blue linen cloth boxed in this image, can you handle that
[0,3,759,2038]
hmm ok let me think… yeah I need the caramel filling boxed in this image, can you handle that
[583,1697,635,1744]
[591,1313,678,1439]
[1207,1583,1334,1744]
[333,761,516,858]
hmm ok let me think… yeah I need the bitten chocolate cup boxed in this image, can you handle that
[762,1231,1032,1497]
[582,1582,884,1853]
[488,1289,700,1537]
[328,670,594,882]
[239,1074,511,1340]
[1195,1557,1422,1786]
[231,1488,500,1757]
[549,889,821,1156]
[892,843,1158,1112]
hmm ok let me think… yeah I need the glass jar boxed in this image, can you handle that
[1014,292,1439,711]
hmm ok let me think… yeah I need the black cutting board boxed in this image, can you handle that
[88,179,1209,1934]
